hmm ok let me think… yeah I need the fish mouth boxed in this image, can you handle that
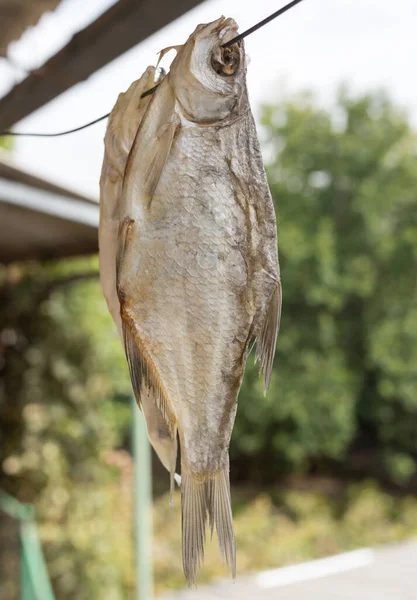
[211,44,241,77]
[209,17,241,78]
[195,16,239,46]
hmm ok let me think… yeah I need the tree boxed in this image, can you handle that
[232,89,417,486]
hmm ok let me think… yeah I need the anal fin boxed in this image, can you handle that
[122,317,176,435]
[122,319,179,499]
[116,215,176,433]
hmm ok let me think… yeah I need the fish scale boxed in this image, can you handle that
[99,16,281,585]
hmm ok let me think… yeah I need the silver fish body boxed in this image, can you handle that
[99,17,281,585]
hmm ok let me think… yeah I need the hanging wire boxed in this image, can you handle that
[0,0,305,138]
[0,85,158,138]
[222,0,305,48]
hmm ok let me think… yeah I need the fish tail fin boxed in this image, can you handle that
[181,462,236,586]
[211,466,236,574]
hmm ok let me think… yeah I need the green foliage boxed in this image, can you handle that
[0,260,131,599]
[233,89,417,483]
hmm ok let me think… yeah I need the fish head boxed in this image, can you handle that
[168,17,246,123]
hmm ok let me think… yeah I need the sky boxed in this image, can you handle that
[1,0,417,199]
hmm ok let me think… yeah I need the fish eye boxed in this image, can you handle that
[211,44,240,77]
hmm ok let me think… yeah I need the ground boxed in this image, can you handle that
[160,540,417,599]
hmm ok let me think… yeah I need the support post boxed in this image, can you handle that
[132,396,153,600]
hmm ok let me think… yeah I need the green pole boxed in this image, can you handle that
[0,491,55,600]
[132,395,153,600]
[20,520,55,600]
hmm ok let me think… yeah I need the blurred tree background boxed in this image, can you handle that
[233,88,417,487]
[1,88,417,598]
[0,260,134,598]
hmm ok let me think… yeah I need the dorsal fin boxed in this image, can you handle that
[255,282,282,394]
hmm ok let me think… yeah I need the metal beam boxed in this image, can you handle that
[0,179,99,227]
[0,176,99,263]
[0,0,203,130]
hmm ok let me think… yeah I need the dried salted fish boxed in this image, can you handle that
[99,16,281,585]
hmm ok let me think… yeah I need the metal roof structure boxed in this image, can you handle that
[0,0,202,263]
[0,0,203,131]
[0,0,62,57]
[0,154,99,263]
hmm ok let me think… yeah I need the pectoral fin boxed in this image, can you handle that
[122,77,179,215]
[143,121,178,207]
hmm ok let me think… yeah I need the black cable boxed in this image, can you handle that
[222,0,305,48]
[0,84,158,138]
[0,1,305,138]
[0,112,110,138]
